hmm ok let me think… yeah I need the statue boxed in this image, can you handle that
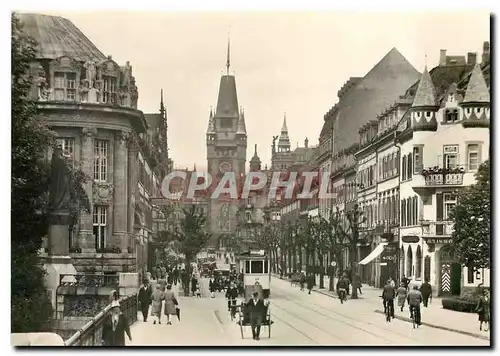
[272,135,279,153]
[84,60,97,88]
[49,145,72,212]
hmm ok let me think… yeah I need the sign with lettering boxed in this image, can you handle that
[402,235,420,244]
[425,237,453,245]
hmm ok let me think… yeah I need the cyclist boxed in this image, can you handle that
[407,285,423,327]
[382,279,396,321]
[336,277,348,303]
[225,281,239,313]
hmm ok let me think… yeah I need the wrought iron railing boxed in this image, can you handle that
[59,274,120,288]
[65,294,138,347]
[421,166,465,186]
[422,221,454,236]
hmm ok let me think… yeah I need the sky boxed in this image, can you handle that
[44,11,490,170]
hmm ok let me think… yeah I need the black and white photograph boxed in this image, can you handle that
[10,6,491,347]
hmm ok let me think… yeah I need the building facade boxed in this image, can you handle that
[20,13,168,277]
[396,50,490,296]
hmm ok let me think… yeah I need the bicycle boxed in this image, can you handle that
[409,306,419,329]
[384,299,394,322]
[229,299,239,321]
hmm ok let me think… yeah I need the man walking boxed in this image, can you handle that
[246,292,266,340]
[420,279,432,307]
[102,300,132,346]
[382,279,396,320]
[137,279,152,322]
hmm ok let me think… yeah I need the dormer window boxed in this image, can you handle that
[53,72,77,101]
[102,75,117,104]
[445,108,458,123]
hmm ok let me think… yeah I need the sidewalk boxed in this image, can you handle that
[272,274,489,340]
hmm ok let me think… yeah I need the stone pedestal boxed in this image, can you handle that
[44,256,77,313]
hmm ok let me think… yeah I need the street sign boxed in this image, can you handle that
[402,235,420,243]
[425,237,453,245]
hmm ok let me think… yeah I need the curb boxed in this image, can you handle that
[374,310,490,341]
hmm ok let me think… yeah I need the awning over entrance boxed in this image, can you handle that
[358,242,388,265]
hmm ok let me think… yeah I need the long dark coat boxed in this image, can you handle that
[138,285,152,307]
[306,275,315,290]
[476,296,490,322]
[102,314,131,346]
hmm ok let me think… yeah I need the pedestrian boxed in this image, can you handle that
[246,292,266,340]
[343,274,351,295]
[160,264,167,280]
[336,277,348,303]
[420,279,432,307]
[389,277,396,288]
[167,271,173,286]
[151,284,165,325]
[164,284,179,325]
[209,278,216,298]
[382,279,396,320]
[299,270,306,291]
[158,274,167,292]
[407,285,422,326]
[401,275,410,290]
[173,267,179,285]
[191,275,198,297]
[137,279,152,322]
[353,273,362,295]
[306,273,315,295]
[102,300,132,346]
[226,281,239,311]
[475,289,490,331]
[396,283,407,312]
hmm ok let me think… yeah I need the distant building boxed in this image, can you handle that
[19,13,169,277]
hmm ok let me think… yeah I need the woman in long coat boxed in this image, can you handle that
[151,285,164,325]
[209,278,216,298]
[475,289,490,331]
[164,284,178,325]
[396,283,408,311]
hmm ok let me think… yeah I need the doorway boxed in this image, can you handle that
[439,245,461,296]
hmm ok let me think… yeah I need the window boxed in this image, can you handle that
[102,76,117,104]
[401,200,406,226]
[93,140,108,181]
[402,156,407,180]
[56,138,75,158]
[413,146,423,173]
[443,145,459,169]
[407,154,413,179]
[251,261,264,274]
[264,261,269,274]
[443,194,457,220]
[93,206,107,249]
[467,144,480,170]
[467,265,474,284]
[445,108,458,123]
[245,261,250,273]
[53,72,77,101]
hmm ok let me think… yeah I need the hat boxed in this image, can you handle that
[252,292,259,297]
[111,300,120,308]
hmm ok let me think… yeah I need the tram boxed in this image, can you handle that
[236,249,271,299]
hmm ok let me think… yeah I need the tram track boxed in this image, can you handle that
[272,289,418,344]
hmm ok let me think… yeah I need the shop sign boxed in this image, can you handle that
[425,237,453,245]
[402,235,420,243]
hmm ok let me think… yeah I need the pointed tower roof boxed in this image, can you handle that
[237,107,247,134]
[160,89,165,116]
[206,108,215,134]
[215,39,239,118]
[278,113,291,148]
[463,63,490,103]
[412,66,437,107]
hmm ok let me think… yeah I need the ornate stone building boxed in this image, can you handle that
[19,13,169,277]
[206,44,247,247]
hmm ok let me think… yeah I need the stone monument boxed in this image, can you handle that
[44,145,78,310]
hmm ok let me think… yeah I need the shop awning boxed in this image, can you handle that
[358,242,388,265]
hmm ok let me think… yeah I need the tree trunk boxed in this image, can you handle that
[318,252,324,289]
[350,241,358,299]
[298,244,303,271]
[328,251,334,292]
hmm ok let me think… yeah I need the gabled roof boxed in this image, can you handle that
[215,75,239,118]
[412,66,437,107]
[462,63,490,103]
[332,48,420,153]
[17,13,106,62]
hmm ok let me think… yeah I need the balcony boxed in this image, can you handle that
[421,166,465,186]
[422,221,454,236]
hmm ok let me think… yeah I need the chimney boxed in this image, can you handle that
[482,41,490,64]
[467,52,477,65]
[439,49,447,66]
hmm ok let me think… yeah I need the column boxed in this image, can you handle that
[79,127,97,252]
[113,130,129,253]
[127,135,139,235]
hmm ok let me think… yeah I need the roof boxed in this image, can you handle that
[278,115,291,147]
[215,75,239,118]
[412,66,437,107]
[236,110,247,134]
[462,63,490,103]
[17,13,106,62]
[332,48,421,153]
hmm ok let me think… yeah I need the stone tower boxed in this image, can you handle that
[271,113,294,171]
[206,39,247,248]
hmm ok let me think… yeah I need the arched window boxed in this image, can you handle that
[406,246,413,277]
[401,200,406,226]
[407,198,411,226]
[402,155,407,180]
[416,245,422,280]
